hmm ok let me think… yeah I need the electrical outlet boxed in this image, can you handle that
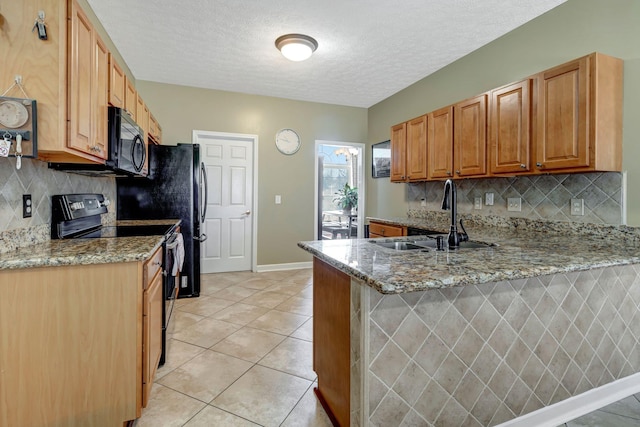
[474,197,482,210]
[420,198,427,207]
[275,195,281,204]
[23,194,32,218]
[485,192,494,206]
[571,198,584,216]
[507,197,522,212]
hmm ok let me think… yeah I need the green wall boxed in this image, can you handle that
[136,81,368,266]
[367,0,640,224]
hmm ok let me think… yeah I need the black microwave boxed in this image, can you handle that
[107,107,147,176]
[48,107,147,177]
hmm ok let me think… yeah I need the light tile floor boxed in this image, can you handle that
[134,268,333,427]
[135,268,640,427]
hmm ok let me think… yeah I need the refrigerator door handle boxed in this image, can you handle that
[194,233,207,242]
[200,162,208,223]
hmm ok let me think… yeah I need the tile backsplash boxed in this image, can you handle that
[408,172,623,225]
[0,158,115,249]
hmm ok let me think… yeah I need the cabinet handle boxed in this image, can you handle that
[447,171,452,176]
[520,164,526,169]
[536,162,544,168]
[455,170,460,175]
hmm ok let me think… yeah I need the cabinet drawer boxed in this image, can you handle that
[144,246,163,287]
[369,222,405,237]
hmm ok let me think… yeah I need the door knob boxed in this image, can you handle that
[244,210,251,215]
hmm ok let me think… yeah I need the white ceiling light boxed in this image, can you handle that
[275,34,318,62]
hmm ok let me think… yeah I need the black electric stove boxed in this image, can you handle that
[51,193,180,366]
[51,194,176,239]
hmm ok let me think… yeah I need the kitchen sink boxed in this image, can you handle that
[373,242,428,250]
[371,237,496,251]
[411,239,495,249]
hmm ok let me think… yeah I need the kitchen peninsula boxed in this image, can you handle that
[298,213,640,426]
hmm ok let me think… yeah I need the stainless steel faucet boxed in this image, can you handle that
[441,179,469,248]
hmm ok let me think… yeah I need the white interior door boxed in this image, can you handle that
[194,131,256,273]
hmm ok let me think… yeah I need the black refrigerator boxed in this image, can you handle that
[116,143,207,298]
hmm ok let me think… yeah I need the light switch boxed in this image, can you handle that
[275,195,281,204]
[485,192,494,206]
[474,197,482,210]
[571,198,584,216]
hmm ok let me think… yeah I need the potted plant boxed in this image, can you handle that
[333,183,358,214]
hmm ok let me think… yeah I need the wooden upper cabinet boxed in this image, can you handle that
[428,106,454,180]
[390,122,407,182]
[535,52,622,173]
[68,0,107,160]
[125,77,137,121]
[454,94,487,178]
[109,55,125,108]
[93,35,109,159]
[149,114,162,145]
[391,116,428,183]
[490,79,532,175]
[406,115,428,181]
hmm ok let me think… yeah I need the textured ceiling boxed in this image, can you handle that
[86,0,566,108]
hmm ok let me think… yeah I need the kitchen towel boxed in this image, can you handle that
[172,233,185,276]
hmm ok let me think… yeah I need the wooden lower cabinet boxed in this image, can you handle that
[313,258,351,427]
[143,265,163,408]
[0,248,164,426]
[368,220,406,238]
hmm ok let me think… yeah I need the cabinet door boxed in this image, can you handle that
[535,56,589,170]
[93,35,109,160]
[125,77,137,121]
[490,80,531,174]
[68,1,94,156]
[109,55,125,108]
[390,122,407,182]
[428,106,454,179]
[455,94,487,177]
[368,221,405,237]
[142,270,162,408]
[406,115,428,181]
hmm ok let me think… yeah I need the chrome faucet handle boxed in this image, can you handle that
[458,219,469,241]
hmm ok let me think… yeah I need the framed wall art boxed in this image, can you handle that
[372,140,390,178]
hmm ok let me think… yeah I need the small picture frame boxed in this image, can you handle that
[372,140,391,178]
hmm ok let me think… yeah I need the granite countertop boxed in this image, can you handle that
[298,213,640,294]
[0,219,179,270]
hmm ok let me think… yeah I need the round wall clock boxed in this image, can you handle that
[0,99,29,128]
[275,128,301,155]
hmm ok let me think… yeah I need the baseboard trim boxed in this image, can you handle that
[497,373,640,427]
[255,262,312,273]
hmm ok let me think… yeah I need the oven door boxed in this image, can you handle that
[160,231,181,365]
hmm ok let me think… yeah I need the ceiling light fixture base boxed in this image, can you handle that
[275,33,318,62]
